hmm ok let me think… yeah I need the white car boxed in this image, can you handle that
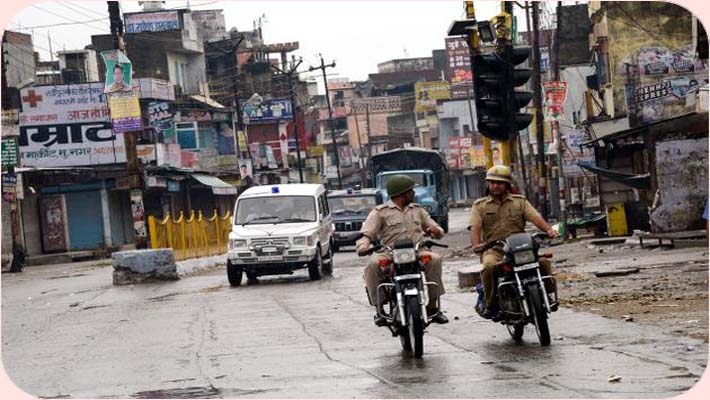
[227,184,334,286]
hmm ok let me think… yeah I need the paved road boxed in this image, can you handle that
[2,210,708,398]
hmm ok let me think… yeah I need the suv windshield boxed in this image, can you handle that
[328,195,377,214]
[235,196,317,225]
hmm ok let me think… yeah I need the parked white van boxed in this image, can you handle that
[226,184,334,286]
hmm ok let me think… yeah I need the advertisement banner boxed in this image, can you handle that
[124,11,180,34]
[19,83,109,126]
[241,99,293,124]
[307,145,324,158]
[100,50,133,94]
[543,81,568,121]
[148,101,175,138]
[19,122,126,167]
[444,37,474,99]
[108,93,143,133]
[415,81,451,112]
[19,83,126,167]
[1,137,19,168]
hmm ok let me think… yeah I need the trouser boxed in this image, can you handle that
[480,249,555,308]
[364,251,445,308]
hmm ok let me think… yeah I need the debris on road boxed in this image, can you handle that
[594,268,640,277]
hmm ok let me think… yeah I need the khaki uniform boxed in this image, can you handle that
[469,194,554,307]
[356,201,445,307]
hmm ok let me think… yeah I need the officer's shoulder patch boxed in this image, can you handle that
[375,204,388,211]
[473,197,488,205]
[409,203,422,208]
[511,194,527,201]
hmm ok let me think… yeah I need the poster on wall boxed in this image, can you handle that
[40,195,67,252]
[240,99,293,124]
[621,45,708,127]
[130,190,147,239]
[108,93,143,133]
[148,101,176,138]
[543,81,568,121]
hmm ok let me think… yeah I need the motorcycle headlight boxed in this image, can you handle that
[393,248,417,264]
[292,236,306,246]
[513,250,536,265]
[230,239,248,250]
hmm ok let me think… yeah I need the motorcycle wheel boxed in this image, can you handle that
[506,323,524,342]
[528,285,551,346]
[406,296,425,358]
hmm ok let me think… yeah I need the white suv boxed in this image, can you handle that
[226,184,334,286]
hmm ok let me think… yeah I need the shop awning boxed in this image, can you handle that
[191,173,238,195]
[577,161,651,190]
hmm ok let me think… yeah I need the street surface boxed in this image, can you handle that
[2,209,708,398]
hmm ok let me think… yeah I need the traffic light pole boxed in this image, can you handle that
[531,1,548,219]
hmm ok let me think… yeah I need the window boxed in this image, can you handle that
[177,122,199,150]
[234,196,316,224]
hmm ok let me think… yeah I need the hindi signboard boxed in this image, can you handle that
[444,37,474,99]
[1,137,19,168]
[108,92,143,134]
[415,81,451,112]
[19,83,127,167]
[124,11,180,34]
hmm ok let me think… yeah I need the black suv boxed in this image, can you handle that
[327,188,382,252]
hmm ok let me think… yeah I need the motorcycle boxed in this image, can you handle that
[361,238,448,358]
[475,232,559,346]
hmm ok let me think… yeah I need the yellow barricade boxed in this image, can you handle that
[148,210,232,261]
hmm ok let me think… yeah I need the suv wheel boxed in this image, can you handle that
[227,260,243,287]
[308,247,322,281]
[321,243,333,276]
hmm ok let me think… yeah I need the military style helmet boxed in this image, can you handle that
[486,165,513,184]
[386,175,417,197]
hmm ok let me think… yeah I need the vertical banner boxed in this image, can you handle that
[543,81,568,121]
[131,189,147,239]
[108,93,143,133]
[101,50,133,94]
[148,101,175,138]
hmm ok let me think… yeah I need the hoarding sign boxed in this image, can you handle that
[19,83,109,126]
[543,81,568,121]
[241,99,293,124]
[444,37,474,100]
[415,81,451,112]
[125,11,180,33]
[148,101,175,138]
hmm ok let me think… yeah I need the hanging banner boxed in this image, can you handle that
[100,50,134,94]
[108,92,143,133]
[543,81,568,121]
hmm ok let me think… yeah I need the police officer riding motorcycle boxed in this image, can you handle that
[469,165,560,345]
[356,175,449,357]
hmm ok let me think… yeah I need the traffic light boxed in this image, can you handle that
[472,45,533,140]
[505,45,534,133]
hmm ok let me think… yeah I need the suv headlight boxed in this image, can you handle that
[306,232,318,247]
[513,250,536,265]
[229,239,248,250]
[293,236,306,246]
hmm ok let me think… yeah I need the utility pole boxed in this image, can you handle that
[271,59,304,183]
[351,100,367,187]
[553,0,567,237]
[308,55,342,189]
[107,1,147,248]
[531,1,548,219]
[364,102,374,186]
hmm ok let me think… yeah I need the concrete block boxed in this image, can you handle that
[112,248,178,285]
[458,265,482,288]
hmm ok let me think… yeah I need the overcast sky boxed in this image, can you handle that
[6,0,522,83]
